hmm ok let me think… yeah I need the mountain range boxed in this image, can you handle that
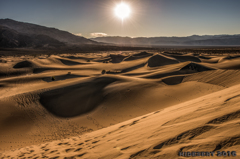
[0,18,97,48]
[0,18,240,48]
[91,34,240,46]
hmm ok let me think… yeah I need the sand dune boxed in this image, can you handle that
[147,53,179,67]
[1,51,240,158]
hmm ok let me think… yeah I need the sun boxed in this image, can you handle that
[114,2,131,20]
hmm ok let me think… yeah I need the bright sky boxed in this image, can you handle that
[0,0,240,38]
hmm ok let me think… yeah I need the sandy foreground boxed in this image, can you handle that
[0,51,240,158]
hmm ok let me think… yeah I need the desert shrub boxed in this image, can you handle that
[51,76,55,81]
[101,70,106,74]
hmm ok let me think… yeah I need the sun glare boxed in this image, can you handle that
[114,2,131,20]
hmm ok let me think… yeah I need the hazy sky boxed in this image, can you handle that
[0,0,240,38]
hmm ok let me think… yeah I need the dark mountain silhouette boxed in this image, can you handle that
[0,18,97,48]
[91,34,240,46]
[0,25,66,48]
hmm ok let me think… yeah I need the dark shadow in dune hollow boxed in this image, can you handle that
[109,54,127,63]
[124,52,153,61]
[39,76,118,117]
[162,76,185,85]
[13,61,33,68]
[147,54,179,67]
[58,58,84,65]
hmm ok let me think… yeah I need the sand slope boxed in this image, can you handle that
[1,51,240,158]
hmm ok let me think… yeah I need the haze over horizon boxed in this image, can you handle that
[0,0,240,38]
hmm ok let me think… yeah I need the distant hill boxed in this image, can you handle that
[0,25,66,48]
[91,34,240,46]
[0,18,97,48]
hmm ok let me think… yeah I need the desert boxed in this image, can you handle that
[1,0,240,158]
[0,48,240,158]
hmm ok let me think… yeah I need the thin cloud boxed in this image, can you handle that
[91,32,107,37]
[75,33,82,36]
